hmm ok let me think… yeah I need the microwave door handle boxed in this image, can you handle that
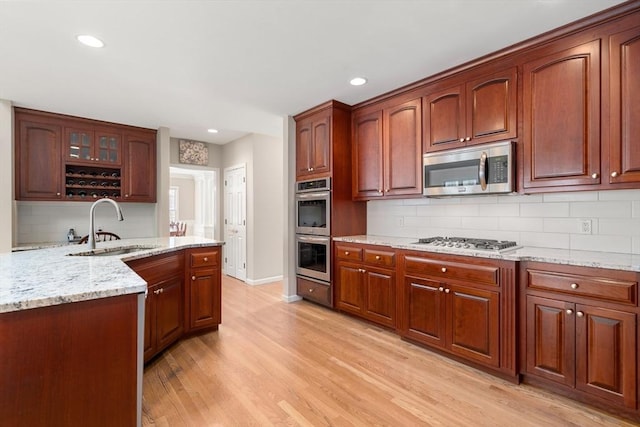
[479,152,488,190]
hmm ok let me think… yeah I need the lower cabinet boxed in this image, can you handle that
[399,251,517,378]
[186,247,222,331]
[334,243,397,328]
[145,275,184,360]
[522,262,639,412]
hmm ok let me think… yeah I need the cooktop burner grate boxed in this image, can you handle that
[415,236,520,252]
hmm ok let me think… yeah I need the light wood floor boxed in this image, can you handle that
[142,276,634,426]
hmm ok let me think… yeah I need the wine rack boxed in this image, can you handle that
[65,165,122,200]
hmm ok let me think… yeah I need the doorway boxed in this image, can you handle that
[224,164,247,281]
[169,167,218,239]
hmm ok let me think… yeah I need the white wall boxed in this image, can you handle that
[368,189,640,254]
[170,176,196,220]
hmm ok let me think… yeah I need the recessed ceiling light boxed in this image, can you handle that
[350,77,367,86]
[76,35,104,48]
[207,128,219,134]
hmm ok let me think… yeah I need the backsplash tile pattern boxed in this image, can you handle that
[17,202,156,245]
[367,189,640,255]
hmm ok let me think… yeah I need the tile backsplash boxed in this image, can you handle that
[367,189,640,255]
[16,201,157,245]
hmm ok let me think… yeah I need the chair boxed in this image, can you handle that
[170,222,187,237]
[78,231,121,244]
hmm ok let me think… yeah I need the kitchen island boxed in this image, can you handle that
[0,237,224,427]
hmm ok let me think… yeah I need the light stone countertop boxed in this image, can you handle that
[0,236,224,314]
[333,235,640,272]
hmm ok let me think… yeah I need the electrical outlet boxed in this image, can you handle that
[579,219,592,234]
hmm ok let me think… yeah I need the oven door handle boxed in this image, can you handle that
[296,191,330,199]
[478,151,488,191]
[297,235,330,243]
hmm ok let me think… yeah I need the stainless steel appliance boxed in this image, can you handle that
[423,141,514,197]
[414,236,520,253]
[295,234,331,282]
[295,178,330,236]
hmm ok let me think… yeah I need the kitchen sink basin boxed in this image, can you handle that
[68,245,160,257]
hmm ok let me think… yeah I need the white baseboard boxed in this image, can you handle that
[282,294,302,303]
[244,275,284,286]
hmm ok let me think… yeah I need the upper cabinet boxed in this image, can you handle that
[522,40,601,190]
[608,23,640,185]
[423,66,517,152]
[15,108,156,202]
[352,97,422,200]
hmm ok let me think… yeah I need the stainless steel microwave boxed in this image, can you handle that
[423,141,514,197]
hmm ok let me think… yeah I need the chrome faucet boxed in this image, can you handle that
[88,199,124,249]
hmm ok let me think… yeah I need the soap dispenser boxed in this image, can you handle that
[67,228,76,242]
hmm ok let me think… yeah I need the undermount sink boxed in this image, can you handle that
[68,245,160,257]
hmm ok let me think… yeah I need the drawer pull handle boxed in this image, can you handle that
[576,311,584,318]
[438,287,444,292]
[359,269,366,273]
[570,283,578,289]
[441,267,447,273]
[309,288,314,293]
[192,276,196,281]
[345,251,350,256]
[566,309,574,315]
[444,288,450,294]
[204,257,209,262]
[375,255,381,260]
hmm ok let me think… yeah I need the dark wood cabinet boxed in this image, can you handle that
[122,130,157,202]
[186,248,222,331]
[522,40,601,190]
[296,114,331,179]
[608,24,640,185]
[400,251,517,378]
[522,262,638,411]
[15,116,63,200]
[334,243,397,328]
[423,67,517,152]
[352,97,422,200]
[14,107,156,202]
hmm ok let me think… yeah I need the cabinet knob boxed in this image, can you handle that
[444,288,450,294]
[345,251,350,256]
[438,287,444,292]
[576,311,584,318]
[375,255,381,260]
[566,309,574,315]
[459,138,465,143]
[56,192,61,196]
[591,173,599,179]
[570,283,578,289]
[611,171,618,178]
[385,188,390,193]
[192,276,196,281]
[124,194,129,198]
[465,137,470,142]
[441,267,447,273]
[359,268,366,273]
[204,257,209,262]
[309,288,314,293]
[309,167,314,171]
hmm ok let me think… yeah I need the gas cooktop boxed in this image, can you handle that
[414,236,521,252]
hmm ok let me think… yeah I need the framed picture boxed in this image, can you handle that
[179,140,209,165]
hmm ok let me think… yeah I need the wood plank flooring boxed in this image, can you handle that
[142,276,634,426]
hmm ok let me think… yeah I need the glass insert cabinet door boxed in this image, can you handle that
[65,128,121,165]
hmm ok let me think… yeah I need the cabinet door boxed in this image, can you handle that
[575,305,636,408]
[523,40,601,189]
[364,266,396,328]
[123,131,156,202]
[402,276,446,349]
[65,127,94,163]
[466,67,517,146]
[16,119,63,200]
[95,131,122,166]
[154,276,184,352]
[609,26,640,184]
[336,261,365,315]
[423,85,466,152]
[144,285,157,362]
[384,98,422,197]
[447,284,499,367]
[296,121,312,177]
[188,268,221,330]
[352,109,384,199]
[310,116,331,175]
[525,296,575,387]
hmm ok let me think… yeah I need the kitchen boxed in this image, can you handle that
[2,0,640,425]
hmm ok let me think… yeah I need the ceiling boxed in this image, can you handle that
[0,0,627,145]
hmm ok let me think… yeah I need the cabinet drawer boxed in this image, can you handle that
[527,269,637,305]
[297,277,332,307]
[364,249,396,267]
[335,245,363,261]
[190,250,219,268]
[404,256,499,286]
[126,252,184,284]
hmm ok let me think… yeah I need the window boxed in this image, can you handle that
[169,186,179,223]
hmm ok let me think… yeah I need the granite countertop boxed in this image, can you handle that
[0,237,224,314]
[333,235,640,272]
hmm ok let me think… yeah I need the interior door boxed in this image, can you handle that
[224,165,247,281]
